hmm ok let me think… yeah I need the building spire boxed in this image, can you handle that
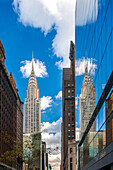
[32,51,34,72]
[85,59,88,74]
[28,52,38,88]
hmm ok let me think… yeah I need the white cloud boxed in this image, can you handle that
[13,0,99,70]
[75,0,98,26]
[41,118,80,169]
[55,91,62,100]
[41,96,53,111]
[76,127,80,141]
[13,0,75,69]
[75,96,80,109]
[41,118,62,170]
[20,59,48,78]
[75,57,97,76]
[102,84,105,89]
[75,97,78,109]
[13,0,19,12]
[48,154,61,170]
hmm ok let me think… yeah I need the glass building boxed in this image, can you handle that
[75,0,113,169]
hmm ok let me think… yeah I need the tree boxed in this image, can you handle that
[23,132,41,170]
[0,131,42,170]
[0,132,23,167]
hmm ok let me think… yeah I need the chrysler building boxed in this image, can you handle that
[80,65,96,137]
[25,57,41,133]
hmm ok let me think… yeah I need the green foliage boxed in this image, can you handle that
[0,132,42,169]
[0,132,23,166]
[23,133,41,169]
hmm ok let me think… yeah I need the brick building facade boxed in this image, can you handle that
[0,41,23,169]
[61,41,76,170]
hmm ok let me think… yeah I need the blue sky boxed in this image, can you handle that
[0,0,97,134]
[0,0,63,124]
[75,0,113,132]
[0,1,75,168]
[0,0,98,128]
[1,0,107,169]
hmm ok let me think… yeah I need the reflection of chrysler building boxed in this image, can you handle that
[80,65,96,136]
[25,57,41,133]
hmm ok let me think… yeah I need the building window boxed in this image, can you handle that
[68,101,70,104]
[72,96,74,98]
[68,118,70,122]
[68,135,70,138]
[72,101,74,104]
[68,137,70,140]
[72,129,74,132]
[68,106,70,110]
[70,158,73,170]
[68,124,70,127]
[72,84,74,86]
[72,135,74,139]
[70,148,73,154]
[72,124,74,127]
[72,106,74,110]
[68,84,70,87]
[72,90,74,93]
[68,129,70,132]
[68,96,70,98]
[72,118,74,121]
[68,113,70,116]
[72,112,74,116]
[68,90,70,93]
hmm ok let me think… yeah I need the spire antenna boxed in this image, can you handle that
[32,51,33,60]
[32,51,34,72]
[85,58,88,74]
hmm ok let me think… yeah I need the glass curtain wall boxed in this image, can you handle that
[75,0,113,168]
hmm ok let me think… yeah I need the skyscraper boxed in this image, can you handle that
[80,66,96,137]
[10,72,23,169]
[61,41,76,170]
[25,57,41,133]
[79,66,96,168]
[76,0,113,169]
[0,41,23,169]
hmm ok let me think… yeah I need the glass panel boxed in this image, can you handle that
[75,0,113,169]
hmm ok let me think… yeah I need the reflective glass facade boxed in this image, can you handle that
[75,0,113,169]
